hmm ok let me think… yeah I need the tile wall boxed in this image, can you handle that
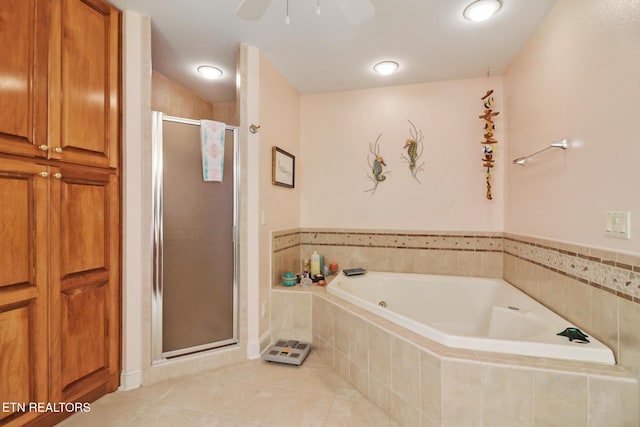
[271,287,638,426]
[271,290,312,343]
[503,233,640,380]
[272,228,504,287]
[271,229,302,289]
[271,228,640,425]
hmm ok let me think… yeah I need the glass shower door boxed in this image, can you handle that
[152,112,238,359]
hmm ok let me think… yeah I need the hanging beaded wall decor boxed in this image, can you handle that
[479,90,499,200]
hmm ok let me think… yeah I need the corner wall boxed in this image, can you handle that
[299,76,504,231]
[258,53,302,340]
[503,0,639,253]
[503,0,640,384]
[121,9,151,391]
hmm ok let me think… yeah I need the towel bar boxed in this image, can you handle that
[512,139,568,166]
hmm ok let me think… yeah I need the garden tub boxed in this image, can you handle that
[327,271,615,364]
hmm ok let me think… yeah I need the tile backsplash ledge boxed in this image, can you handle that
[272,228,640,307]
[504,234,640,304]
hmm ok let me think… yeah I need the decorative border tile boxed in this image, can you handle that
[504,236,640,304]
[299,231,503,252]
[272,230,300,253]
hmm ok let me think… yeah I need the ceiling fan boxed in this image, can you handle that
[235,0,376,25]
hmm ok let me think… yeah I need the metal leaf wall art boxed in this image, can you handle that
[365,134,389,195]
[401,120,424,183]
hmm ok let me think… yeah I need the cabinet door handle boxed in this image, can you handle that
[54,147,63,153]
[38,144,48,151]
[39,171,49,178]
[53,173,62,179]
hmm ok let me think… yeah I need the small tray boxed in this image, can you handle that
[343,268,367,276]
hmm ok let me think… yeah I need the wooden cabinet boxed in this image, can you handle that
[0,0,121,425]
[0,0,119,168]
[0,0,49,158]
[49,0,120,168]
[49,166,120,403]
[0,158,49,426]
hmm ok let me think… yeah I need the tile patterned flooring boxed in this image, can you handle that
[57,353,399,426]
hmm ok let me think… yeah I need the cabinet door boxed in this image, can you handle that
[49,0,120,169]
[0,158,48,426]
[49,166,120,401]
[0,0,49,158]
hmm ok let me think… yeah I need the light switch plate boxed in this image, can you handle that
[605,211,631,239]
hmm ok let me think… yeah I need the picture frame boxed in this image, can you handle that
[272,146,295,188]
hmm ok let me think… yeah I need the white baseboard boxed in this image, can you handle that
[247,330,271,359]
[119,369,142,391]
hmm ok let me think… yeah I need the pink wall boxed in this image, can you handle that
[504,0,639,254]
[300,77,504,231]
[259,53,301,336]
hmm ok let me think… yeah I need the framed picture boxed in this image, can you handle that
[272,146,295,188]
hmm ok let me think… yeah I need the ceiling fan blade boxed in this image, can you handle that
[235,0,272,20]
[335,0,375,25]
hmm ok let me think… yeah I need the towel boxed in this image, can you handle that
[200,120,226,182]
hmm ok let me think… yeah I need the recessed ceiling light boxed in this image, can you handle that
[197,65,223,79]
[373,61,399,76]
[463,0,502,22]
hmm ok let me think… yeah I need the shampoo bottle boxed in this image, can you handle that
[311,251,320,276]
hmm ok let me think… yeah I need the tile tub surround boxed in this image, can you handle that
[271,286,639,426]
[273,229,640,381]
[503,234,640,382]
[272,229,302,288]
[271,290,312,343]
[272,229,640,304]
[272,229,504,287]
[503,235,640,304]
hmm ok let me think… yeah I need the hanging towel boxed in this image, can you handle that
[200,119,226,182]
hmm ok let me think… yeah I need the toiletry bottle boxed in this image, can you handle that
[311,251,320,276]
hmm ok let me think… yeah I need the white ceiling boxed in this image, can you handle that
[110,0,557,103]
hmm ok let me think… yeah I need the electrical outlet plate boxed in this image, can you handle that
[605,211,631,239]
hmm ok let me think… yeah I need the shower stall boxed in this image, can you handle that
[151,112,239,360]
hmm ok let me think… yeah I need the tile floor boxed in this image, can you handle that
[57,353,399,426]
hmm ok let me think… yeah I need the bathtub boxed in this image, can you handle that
[327,271,615,364]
